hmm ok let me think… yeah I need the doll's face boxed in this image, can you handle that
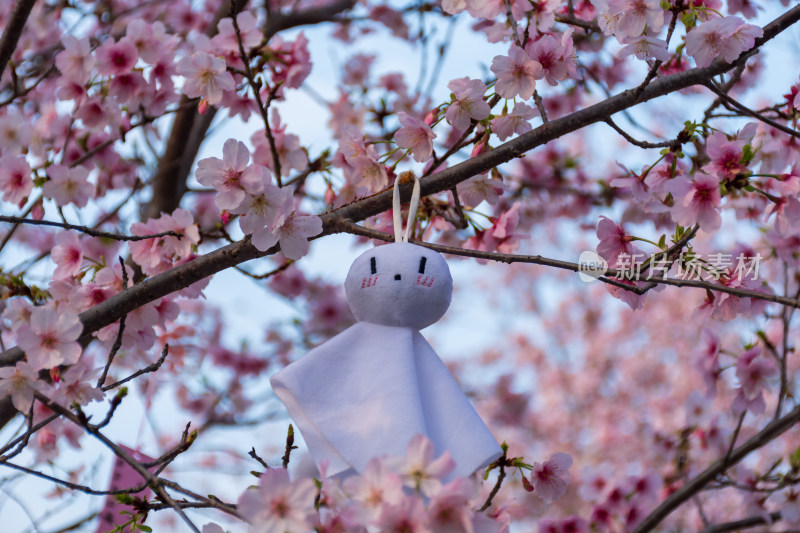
[344,242,453,329]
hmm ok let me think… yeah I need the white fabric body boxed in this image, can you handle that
[270,242,502,479]
[270,322,502,479]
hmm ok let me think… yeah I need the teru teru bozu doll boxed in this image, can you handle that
[270,176,502,479]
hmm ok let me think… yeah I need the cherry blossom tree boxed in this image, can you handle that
[0,0,800,531]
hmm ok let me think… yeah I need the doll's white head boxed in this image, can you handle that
[344,242,453,330]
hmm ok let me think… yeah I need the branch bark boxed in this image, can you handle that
[0,0,36,81]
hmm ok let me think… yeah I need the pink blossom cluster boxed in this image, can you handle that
[213,435,572,533]
[196,139,322,259]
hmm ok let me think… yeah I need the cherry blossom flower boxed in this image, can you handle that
[702,132,748,181]
[445,77,491,131]
[16,306,82,370]
[491,46,542,100]
[685,16,763,68]
[336,125,388,192]
[52,231,83,280]
[196,139,263,210]
[664,174,722,232]
[213,12,262,54]
[342,457,405,521]
[395,112,436,162]
[252,111,309,177]
[389,434,455,496]
[251,211,322,258]
[53,356,103,406]
[176,52,235,106]
[530,452,572,502]
[43,164,94,207]
[617,35,671,61]
[732,347,776,415]
[526,32,576,86]
[232,180,293,247]
[492,103,538,141]
[457,176,505,207]
[237,468,316,533]
[770,490,800,526]
[596,216,642,267]
[0,155,33,206]
[0,361,47,413]
[605,0,665,39]
[55,35,95,84]
[95,38,138,76]
[374,494,430,533]
[129,209,200,275]
[267,33,311,90]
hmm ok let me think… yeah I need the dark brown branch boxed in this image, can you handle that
[704,81,800,140]
[0,0,36,81]
[604,117,677,149]
[263,0,356,41]
[0,216,181,241]
[700,512,782,533]
[631,403,800,533]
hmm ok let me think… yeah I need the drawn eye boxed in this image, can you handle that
[418,256,427,274]
[370,257,377,275]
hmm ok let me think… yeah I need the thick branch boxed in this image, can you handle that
[0,0,36,81]
[263,0,356,41]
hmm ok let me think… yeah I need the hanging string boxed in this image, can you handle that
[392,174,421,243]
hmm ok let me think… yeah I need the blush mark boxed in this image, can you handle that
[416,275,434,287]
[362,275,379,288]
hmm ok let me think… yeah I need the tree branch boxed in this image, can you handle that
[631,403,800,533]
[0,0,36,81]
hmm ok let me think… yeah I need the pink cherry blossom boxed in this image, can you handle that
[607,0,665,39]
[129,209,200,275]
[617,35,671,61]
[55,35,95,84]
[389,434,456,497]
[237,468,316,533]
[530,452,573,502]
[0,361,47,413]
[456,176,505,207]
[526,32,576,86]
[43,164,95,208]
[686,16,763,68]
[734,347,777,408]
[0,155,33,206]
[196,139,263,210]
[252,111,309,177]
[252,211,323,258]
[51,231,83,280]
[213,12,262,54]
[395,112,436,162]
[176,52,235,106]
[702,132,747,181]
[342,457,405,521]
[375,495,430,533]
[232,180,293,245]
[445,77,491,131]
[596,216,642,267]
[53,356,103,406]
[491,46,542,100]
[665,174,722,232]
[95,38,138,76]
[492,102,538,140]
[16,306,82,370]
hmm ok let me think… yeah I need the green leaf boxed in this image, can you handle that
[790,446,800,470]
[137,526,153,532]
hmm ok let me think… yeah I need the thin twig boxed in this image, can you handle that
[0,216,182,241]
[101,344,169,391]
